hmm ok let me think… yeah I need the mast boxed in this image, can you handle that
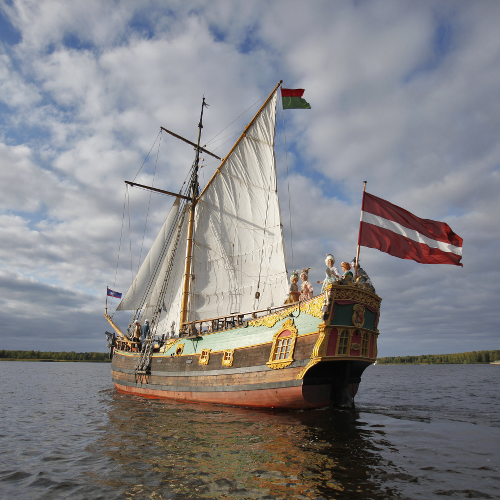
[180,97,206,327]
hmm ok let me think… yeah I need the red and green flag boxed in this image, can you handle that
[281,88,311,109]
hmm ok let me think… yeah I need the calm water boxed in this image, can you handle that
[1,362,499,500]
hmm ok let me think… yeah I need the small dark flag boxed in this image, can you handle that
[107,287,122,299]
[281,88,311,109]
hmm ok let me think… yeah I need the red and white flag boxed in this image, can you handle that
[359,193,463,266]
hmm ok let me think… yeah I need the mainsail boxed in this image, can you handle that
[189,90,288,320]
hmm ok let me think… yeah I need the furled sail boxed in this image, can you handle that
[116,196,182,312]
[190,90,288,320]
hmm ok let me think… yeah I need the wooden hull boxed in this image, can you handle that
[109,285,380,409]
[113,380,332,409]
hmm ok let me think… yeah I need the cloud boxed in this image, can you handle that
[0,0,498,358]
[0,269,107,351]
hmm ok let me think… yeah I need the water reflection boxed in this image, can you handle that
[92,391,405,499]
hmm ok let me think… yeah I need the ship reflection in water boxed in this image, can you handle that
[94,393,402,499]
[2,363,498,499]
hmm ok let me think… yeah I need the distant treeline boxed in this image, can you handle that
[378,350,500,365]
[0,350,110,362]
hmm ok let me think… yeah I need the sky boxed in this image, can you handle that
[0,0,499,356]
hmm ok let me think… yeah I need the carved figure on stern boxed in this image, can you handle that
[340,262,354,283]
[285,270,300,304]
[320,254,340,292]
[299,267,313,301]
[351,257,375,293]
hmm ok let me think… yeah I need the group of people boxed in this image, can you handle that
[131,319,149,345]
[285,254,375,304]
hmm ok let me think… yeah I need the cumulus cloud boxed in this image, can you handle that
[0,0,498,356]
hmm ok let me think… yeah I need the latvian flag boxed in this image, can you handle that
[107,287,122,299]
[360,193,463,266]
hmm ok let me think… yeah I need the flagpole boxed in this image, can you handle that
[105,288,108,315]
[354,181,367,282]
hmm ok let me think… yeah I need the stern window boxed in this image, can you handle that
[338,330,349,355]
[361,333,370,357]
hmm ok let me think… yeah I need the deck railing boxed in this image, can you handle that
[180,300,301,337]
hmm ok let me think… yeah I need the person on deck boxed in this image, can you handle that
[132,320,141,343]
[341,262,354,281]
[285,270,300,304]
[299,268,314,301]
[141,319,150,342]
[320,254,340,292]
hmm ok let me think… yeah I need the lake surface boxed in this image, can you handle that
[1,362,499,499]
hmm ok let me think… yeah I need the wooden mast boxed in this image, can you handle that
[180,97,206,328]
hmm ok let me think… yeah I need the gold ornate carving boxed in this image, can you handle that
[268,360,294,370]
[199,348,211,365]
[351,342,360,351]
[311,323,328,358]
[296,358,321,379]
[352,304,366,328]
[333,287,381,311]
[266,318,298,369]
[174,343,184,357]
[249,305,297,327]
[248,294,325,328]
[301,294,325,318]
[222,349,235,367]
[159,338,179,353]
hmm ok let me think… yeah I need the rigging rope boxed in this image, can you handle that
[111,188,129,318]
[137,133,162,273]
[132,130,162,182]
[129,164,195,330]
[280,92,294,268]
[205,90,270,146]
[126,186,136,328]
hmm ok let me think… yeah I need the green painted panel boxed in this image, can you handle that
[157,310,323,356]
[331,303,376,331]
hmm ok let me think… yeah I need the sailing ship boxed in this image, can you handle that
[105,81,381,409]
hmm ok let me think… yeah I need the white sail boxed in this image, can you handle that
[190,91,288,320]
[116,196,181,312]
[144,207,189,335]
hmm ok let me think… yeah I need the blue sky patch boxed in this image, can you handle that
[62,32,94,51]
[0,10,21,45]
[403,18,454,83]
